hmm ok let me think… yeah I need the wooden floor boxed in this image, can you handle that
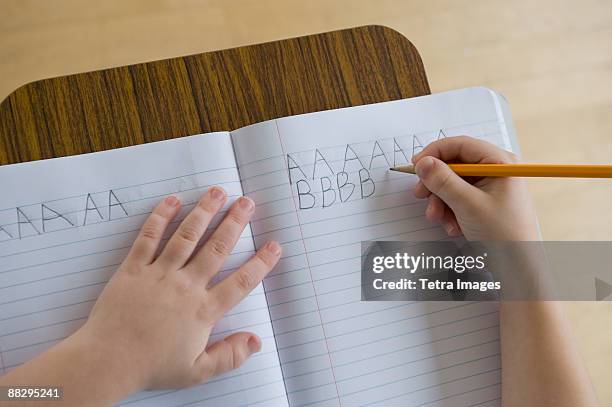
[1,0,611,403]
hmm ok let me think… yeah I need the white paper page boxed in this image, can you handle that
[231,87,512,407]
[0,133,287,407]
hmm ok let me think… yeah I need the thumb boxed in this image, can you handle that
[414,156,481,212]
[192,332,261,383]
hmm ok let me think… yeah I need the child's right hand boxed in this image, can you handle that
[412,136,540,241]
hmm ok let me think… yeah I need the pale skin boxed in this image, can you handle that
[412,136,599,406]
[0,136,599,406]
[0,186,282,406]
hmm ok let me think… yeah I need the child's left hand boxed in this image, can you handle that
[78,187,281,392]
[0,187,282,405]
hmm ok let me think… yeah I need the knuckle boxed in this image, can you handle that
[225,342,237,371]
[122,261,145,275]
[437,170,453,192]
[208,237,232,257]
[256,250,276,268]
[140,225,159,241]
[140,214,164,240]
[231,345,246,370]
[178,224,201,243]
[173,277,191,295]
[236,270,256,291]
[226,211,246,226]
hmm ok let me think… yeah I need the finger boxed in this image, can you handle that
[157,187,227,270]
[208,241,281,319]
[425,194,445,222]
[192,332,261,383]
[441,207,463,237]
[414,156,484,213]
[413,181,431,199]
[412,136,516,164]
[187,196,255,283]
[127,196,181,265]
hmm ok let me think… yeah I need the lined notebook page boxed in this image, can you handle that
[232,88,512,407]
[0,133,287,407]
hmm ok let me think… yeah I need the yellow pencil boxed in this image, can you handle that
[390,164,612,178]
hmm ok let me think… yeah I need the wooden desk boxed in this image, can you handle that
[0,25,429,166]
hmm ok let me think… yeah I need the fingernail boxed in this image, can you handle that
[209,187,226,201]
[247,335,261,354]
[165,195,180,207]
[415,156,434,178]
[411,154,420,163]
[238,196,255,212]
[266,241,282,256]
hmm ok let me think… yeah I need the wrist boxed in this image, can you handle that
[0,325,145,406]
[66,325,146,403]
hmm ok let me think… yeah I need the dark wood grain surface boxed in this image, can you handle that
[0,25,429,165]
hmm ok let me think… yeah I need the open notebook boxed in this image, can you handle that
[0,87,517,407]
